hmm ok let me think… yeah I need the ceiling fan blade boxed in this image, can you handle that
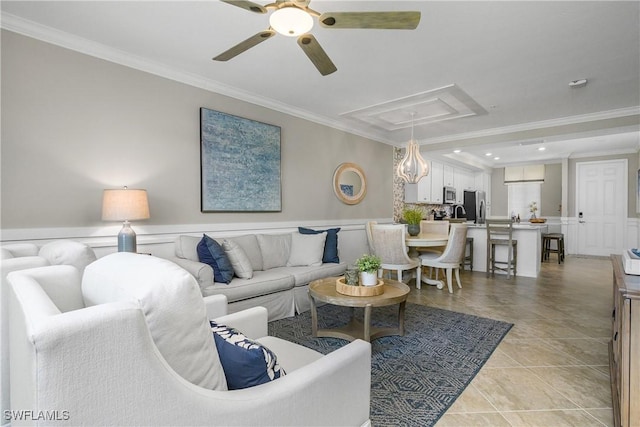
[213,30,276,61]
[220,0,267,14]
[319,11,421,29]
[297,34,337,76]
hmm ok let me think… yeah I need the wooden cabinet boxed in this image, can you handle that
[610,255,640,427]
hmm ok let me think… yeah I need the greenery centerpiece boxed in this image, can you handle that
[355,254,381,286]
[403,207,424,236]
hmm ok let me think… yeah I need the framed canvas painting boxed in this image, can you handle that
[200,108,281,212]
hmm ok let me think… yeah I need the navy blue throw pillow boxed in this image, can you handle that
[197,234,234,284]
[210,321,285,390]
[298,227,340,263]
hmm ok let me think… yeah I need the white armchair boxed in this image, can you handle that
[7,253,371,426]
[1,240,97,422]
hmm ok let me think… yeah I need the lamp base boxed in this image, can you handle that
[118,221,137,253]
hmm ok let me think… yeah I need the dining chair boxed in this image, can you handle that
[418,220,449,252]
[420,220,450,236]
[369,224,421,284]
[365,221,377,254]
[486,219,517,278]
[419,224,468,293]
[418,220,450,278]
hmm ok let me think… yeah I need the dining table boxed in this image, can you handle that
[405,232,449,289]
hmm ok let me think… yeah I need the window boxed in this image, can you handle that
[507,182,541,220]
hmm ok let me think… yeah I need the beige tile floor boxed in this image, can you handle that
[406,255,614,427]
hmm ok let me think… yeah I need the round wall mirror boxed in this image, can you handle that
[333,162,367,205]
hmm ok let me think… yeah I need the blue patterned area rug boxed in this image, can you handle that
[268,303,512,427]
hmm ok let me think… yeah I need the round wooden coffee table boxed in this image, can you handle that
[308,277,410,342]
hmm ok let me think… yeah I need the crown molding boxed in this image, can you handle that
[418,106,640,146]
[2,12,637,149]
[0,13,391,145]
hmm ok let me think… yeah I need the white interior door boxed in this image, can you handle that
[576,159,627,256]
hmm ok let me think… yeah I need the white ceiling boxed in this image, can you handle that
[2,1,639,170]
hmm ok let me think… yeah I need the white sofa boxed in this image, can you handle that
[1,240,97,424]
[170,232,347,321]
[7,253,371,426]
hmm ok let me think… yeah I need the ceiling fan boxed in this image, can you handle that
[213,0,421,76]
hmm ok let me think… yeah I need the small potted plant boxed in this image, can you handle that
[403,207,423,236]
[355,254,381,286]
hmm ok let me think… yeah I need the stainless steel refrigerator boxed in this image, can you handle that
[463,190,486,224]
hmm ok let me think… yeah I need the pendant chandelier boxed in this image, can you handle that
[396,113,429,183]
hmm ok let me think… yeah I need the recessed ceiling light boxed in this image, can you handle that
[453,149,461,153]
[485,152,492,156]
[538,147,546,151]
[494,157,500,160]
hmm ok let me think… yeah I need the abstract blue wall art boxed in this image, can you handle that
[200,108,281,212]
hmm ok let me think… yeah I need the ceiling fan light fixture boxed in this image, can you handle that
[269,7,314,37]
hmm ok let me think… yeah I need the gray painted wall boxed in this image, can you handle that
[491,158,638,218]
[1,31,393,230]
[540,163,562,217]
[490,163,563,217]
[490,169,508,217]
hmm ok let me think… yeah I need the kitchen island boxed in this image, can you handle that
[466,223,548,278]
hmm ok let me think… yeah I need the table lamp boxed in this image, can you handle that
[102,187,150,252]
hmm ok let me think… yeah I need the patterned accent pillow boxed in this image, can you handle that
[197,234,234,284]
[210,321,285,390]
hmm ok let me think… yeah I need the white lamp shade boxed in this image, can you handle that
[102,189,150,221]
[269,7,314,37]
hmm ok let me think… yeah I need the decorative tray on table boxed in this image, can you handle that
[336,277,385,296]
[529,218,547,223]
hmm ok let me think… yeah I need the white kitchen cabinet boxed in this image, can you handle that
[405,161,480,205]
[504,165,545,183]
[430,161,444,203]
[474,171,492,192]
[404,173,431,203]
[443,164,455,187]
[454,168,473,204]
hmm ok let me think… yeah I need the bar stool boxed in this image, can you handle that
[542,233,565,264]
[462,237,473,271]
[486,219,517,279]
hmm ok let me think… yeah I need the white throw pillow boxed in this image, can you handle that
[81,253,228,391]
[38,240,97,272]
[256,233,292,270]
[222,239,253,279]
[287,232,327,267]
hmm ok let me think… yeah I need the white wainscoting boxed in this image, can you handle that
[564,216,639,256]
[0,218,393,265]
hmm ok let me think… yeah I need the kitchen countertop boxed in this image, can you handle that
[466,223,548,230]
[442,220,548,230]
